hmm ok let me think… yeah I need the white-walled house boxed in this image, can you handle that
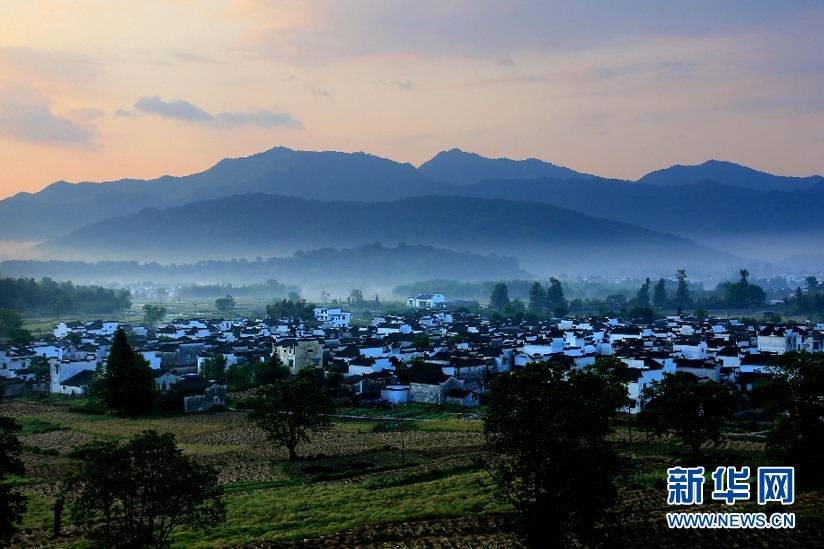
[50,358,98,395]
[407,293,446,309]
[314,307,351,328]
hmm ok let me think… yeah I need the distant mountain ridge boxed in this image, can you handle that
[4,145,821,243]
[418,148,595,185]
[37,193,734,276]
[637,159,824,192]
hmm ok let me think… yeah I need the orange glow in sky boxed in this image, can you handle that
[0,1,822,199]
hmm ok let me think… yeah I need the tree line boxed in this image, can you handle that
[0,277,132,316]
[486,268,771,320]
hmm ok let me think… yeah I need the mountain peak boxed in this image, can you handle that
[638,160,822,191]
[419,149,592,186]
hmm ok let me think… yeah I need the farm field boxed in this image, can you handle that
[2,397,823,547]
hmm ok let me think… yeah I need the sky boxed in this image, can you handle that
[0,0,822,199]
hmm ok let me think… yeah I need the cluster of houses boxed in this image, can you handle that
[2,302,823,413]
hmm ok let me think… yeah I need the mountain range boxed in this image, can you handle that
[2,146,823,282]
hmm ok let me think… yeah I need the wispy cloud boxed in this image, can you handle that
[134,96,213,121]
[125,95,303,129]
[395,80,414,90]
[0,85,93,145]
[169,50,218,65]
[215,111,303,129]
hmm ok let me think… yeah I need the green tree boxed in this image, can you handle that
[527,281,547,314]
[489,282,510,309]
[62,430,225,548]
[91,327,156,415]
[721,268,766,308]
[199,354,227,383]
[412,333,431,348]
[253,352,289,387]
[483,359,629,547]
[675,269,691,311]
[31,356,51,383]
[349,288,365,306]
[226,363,253,390]
[0,385,26,545]
[6,328,33,346]
[214,294,235,312]
[546,277,568,316]
[764,351,824,488]
[142,304,166,327]
[0,308,22,338]
[247,376,334,460]
[653,278,667,309]
[639,372,737,457]
[635,277,651,308]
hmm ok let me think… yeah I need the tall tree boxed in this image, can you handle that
[489,283,510,309]
[0,385,26,545]
[92,327,155,415]
[765,351,824,488]
[247,375,334,460]
[652,278,667,309]
[546,277,568,316]
[349,288,365,306]
[253,352,289,387]
[806,276,819,293]
[199,354,227,383]
[527,281,547,313]
[142,303,166,327]
[675,269,691,311]
[635,278,651,308]
[0,308,22,339]
[483,359,628,547]
[639,372,737,457]
[63,430,225,548]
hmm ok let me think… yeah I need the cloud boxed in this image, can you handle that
[215,111,303,129]
[128,96,303,129]
[312,87,330,96]
[169,50,218,65]
[0,85,93,144]
[395,80,414,90]
[134,96,213,121]
[236,1,824,65]
[0,47,101,91]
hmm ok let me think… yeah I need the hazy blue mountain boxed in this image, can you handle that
[38,193,734,277]
[418,148,594,185]
[458,177,824,263]
[3,145,821,269]
[637,159,824,192]
[463,177,824,237]
[0,147,447,240]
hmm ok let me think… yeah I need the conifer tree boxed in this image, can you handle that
[92,327,155,415]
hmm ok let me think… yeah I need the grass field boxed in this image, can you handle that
[2,397,823,548]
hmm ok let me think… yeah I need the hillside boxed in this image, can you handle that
[37,193,734,277]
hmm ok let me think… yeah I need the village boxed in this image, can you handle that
[2,291,822,414]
